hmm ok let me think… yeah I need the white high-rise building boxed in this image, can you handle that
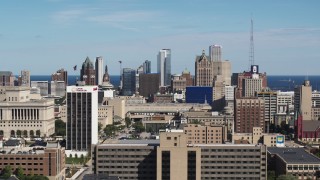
[209,44,222,62]
[66,86,98,154]
[157,49,171,86]
[95,56,104,86]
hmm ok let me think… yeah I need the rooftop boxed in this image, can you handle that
[101,139,160,146]
[268,147,320,164]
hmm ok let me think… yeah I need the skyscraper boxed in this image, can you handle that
[80,57,96,85]
[66,86,98,153]
[19,70,30,87]
[157,49,171,86]
[294,80,312,120]
[143,60,151,74]
[122,68,136,96]
[195,50,212,86]
[51,68,68,86]
[95,56,104,86]
[209,44,222,62]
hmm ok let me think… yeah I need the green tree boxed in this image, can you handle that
[98,122,103,132]
[104,124,117,137]
[55,119,66,136]
[1,165,12,179]
[267,171,276,180]
[132,121,145,133]
[277,174,298,180]
[125,117,131,128]
[15,166,25,180]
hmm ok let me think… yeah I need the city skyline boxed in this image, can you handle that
[1,0,320,75]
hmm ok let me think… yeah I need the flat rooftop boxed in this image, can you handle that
[101,139,160,146]
[268,147,320,164]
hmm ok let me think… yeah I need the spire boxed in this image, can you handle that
[249,17,255,69]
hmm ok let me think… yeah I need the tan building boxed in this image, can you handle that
[0,143,65,180]
[103,97,125,119]
[212,60,231,86]
[0,86,55,138]
[257,91,277,132]
[98,105,113,127]
[195,50,212,86]
[183,123,227,144]
[233,127,282,147]
[235,97,265,133]
[157,132,201,180]
[94,132,267,180]
[294,80,312,120]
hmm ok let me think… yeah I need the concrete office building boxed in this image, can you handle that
[243,78,263,97]
[143,60,151,74]
[195,50,212,86]
[51,68,68,86]
[277,91,294,114]
[31,81,49,96]
[98,105,113,127]
[95,56,104,86]
[183,123,227,144]
[18,70,30,87]
[268,147,320,179]
[94,132,267,180]
[103,97,125,119]
[139,73,160,98]
[209,45,232,86]
[0,86,55,138]
[0,71,15,86]
[80,57,96,85]
[50,81,65,97]
[122,68,136,96]
[209,44,222,62]
[295,80,312,120]
[212,75,226,111]
[157,49,171,86]
[235,97,265,133]
[0,143,65,180]
[258,91,277,132]
[66,86,98,155]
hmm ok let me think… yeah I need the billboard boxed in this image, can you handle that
[276,135,285,147]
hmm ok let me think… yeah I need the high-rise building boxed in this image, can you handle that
[143,60,151,74]
[157,49,171,86]
[294,80,312,120]
[51,68,68,86]
[121,68,136,96]
[257,91,277,132]
[95,56,104,86]
[31,81,49,96]
[0,71,15,86]
[51,81,66,97]
[19,70,30,87]
[235,97,265,133]
[139,73,160,98]
[209,44,222,62]
[66,86,98,154]
[80,57,96,85]
[195,50,212,86]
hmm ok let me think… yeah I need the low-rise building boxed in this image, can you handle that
[183,123,227,144]
[0,143,65,180]
[268,147,320,179]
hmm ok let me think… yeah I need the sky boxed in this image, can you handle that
[0,0,320,76]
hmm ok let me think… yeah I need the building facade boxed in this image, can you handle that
[95,56,104,86]
[80,57,96,85]
[51,68,68,86]
[0,86,55,138]
[235,97,265,133]
[143,60,151,74]
[18,70,30,87]
[195,50,212,87]
[0,71,15,86]
[157,49,171,86]
[122,68,136,96]
[66,86,98,153]
[139,73,160,98]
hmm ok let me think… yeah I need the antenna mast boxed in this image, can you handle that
[249,18,255,69]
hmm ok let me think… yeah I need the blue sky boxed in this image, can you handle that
[0,0,320,75]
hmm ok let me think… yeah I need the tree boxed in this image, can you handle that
[15,166,24,180]
[267,171,276,180]
[1,165,12,179]
[104,125,117,137]
[132,121,145,133]
[98,122,103,132]
[125,117,131,128]
[55,119,66,136]
[277,174,298,180]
